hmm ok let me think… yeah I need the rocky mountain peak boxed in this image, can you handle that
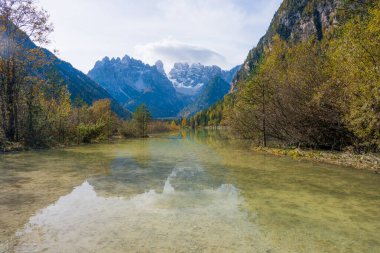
[88,55,182,118]
[169,62,222,90]
[155,60,166,76]
[121,55,131,64]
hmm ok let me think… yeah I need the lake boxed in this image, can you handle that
[0,130,379,252]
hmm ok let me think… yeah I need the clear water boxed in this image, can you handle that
[0,130,379,253]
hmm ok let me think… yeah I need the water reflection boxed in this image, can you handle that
[13,165,269,253]
[0,149,111,248]
[0,131,379,253]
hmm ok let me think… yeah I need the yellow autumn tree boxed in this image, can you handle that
[181,118,188,128]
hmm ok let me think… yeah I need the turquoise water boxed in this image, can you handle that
[0,131,379,252]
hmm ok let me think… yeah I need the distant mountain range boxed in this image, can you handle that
[88,56,240,117]
[8,21,241,119]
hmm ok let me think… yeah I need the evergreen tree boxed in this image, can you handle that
[133,104,151,137]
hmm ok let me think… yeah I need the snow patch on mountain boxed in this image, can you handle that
[168,62,241,95]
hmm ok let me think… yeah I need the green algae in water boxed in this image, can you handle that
[0,131,379,252]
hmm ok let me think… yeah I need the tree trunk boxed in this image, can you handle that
[262,83,267,147]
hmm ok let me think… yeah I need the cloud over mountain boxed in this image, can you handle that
[135,40,225,72]
[39,0,282,73]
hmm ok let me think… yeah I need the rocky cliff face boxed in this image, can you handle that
[233,0,342,89]
[88,56,182,118]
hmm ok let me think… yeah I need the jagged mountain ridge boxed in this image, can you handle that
[233,0,342,89]
[169,63,239,96]
[88,56,183,118]
[88,57,240,117]
[169,63,222,89]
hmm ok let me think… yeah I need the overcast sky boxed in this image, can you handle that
[38,0,282,73]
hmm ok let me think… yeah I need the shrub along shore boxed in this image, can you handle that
[0,103,180,153]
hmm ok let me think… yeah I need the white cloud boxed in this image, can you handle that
[134,39,226,72]
[38,0,283,73]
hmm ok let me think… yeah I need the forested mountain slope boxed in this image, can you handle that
[233,0,342,90]
[192,0,380,152]
[0,20,129,118]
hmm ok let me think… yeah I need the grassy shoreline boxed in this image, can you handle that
[253,146,380,173]
[0,131,178,154]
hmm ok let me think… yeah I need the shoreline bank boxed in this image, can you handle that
[253,147,380,173]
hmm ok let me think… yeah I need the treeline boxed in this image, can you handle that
[0,80,178,150]
[191,1,380,152]
[189,96,233,128]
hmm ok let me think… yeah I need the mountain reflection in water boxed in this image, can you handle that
[0,131,379,253]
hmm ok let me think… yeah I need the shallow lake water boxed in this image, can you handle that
[0,131,379,253]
